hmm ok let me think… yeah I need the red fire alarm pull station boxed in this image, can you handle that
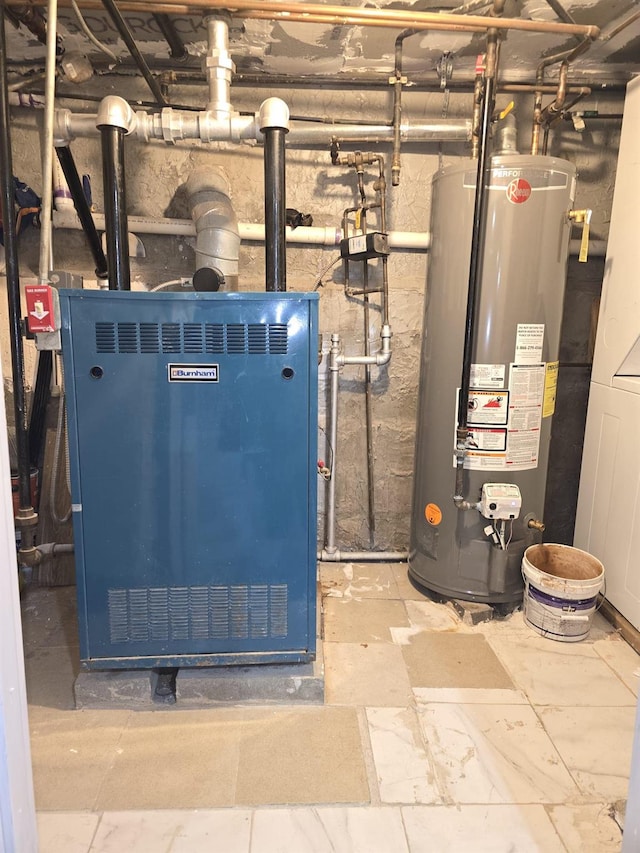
[25,284,58,334]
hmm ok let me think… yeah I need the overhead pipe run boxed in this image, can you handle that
[96,96,134,290]
[52,107,472,146]
[104,0,599,39]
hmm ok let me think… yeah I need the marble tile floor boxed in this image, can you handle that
[22,562,639,852]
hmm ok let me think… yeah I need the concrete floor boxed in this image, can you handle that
[22,562,639,852]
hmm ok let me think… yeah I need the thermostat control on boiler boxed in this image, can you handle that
[480,483,522,520]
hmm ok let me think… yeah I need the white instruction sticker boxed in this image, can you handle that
[509,363,545,407]
[515,323,544,364]
[505,364,545,470]
[470,363,506,389]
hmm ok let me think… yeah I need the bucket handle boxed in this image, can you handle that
[595,575,607,613]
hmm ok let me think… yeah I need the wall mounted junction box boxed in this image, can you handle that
[59,290,319,670]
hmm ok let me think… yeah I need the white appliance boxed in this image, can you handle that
[574,75,640,629]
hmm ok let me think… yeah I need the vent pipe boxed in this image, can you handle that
[185,167,240,291]
[259,97,289,292]
[96,96,134,291]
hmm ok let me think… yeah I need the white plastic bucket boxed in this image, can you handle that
[522,543,605,642]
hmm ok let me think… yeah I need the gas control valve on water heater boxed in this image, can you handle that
[410,154,577,604]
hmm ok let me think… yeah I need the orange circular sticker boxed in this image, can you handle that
[425,503,442,526]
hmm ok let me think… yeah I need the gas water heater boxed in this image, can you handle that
[409,153,576,603]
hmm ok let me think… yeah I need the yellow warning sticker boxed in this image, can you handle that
[425,503,443,526]
[543,361,559,418]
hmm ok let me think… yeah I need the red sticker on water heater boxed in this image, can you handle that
[506,178,532,204]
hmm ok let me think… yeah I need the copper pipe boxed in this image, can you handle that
[25,0,600,38]
[530,34,592,155]
[504,83,590,95]
[601,8,640,42]
[539,60,568,124]
[471,60,484,160]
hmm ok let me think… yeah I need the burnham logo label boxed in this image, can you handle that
[168,363,219,382]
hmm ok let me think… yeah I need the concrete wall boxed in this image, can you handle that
[0,82,625,551]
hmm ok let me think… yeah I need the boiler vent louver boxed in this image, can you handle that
[95,321,289,355]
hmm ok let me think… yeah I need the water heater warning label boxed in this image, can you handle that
[467,390,509,426]
[515,323,544,364]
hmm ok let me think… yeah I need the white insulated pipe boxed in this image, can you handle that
[52,208,432,250]
[51,211,607,259]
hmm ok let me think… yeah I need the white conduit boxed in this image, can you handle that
[52,208,432,249]
[51,210,606,257]
[37,0,58,285]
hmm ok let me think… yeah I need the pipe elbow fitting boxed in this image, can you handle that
[259,97,290,133]
[376,325,392,365]
[53,109,73,145]
[96,96,135,132]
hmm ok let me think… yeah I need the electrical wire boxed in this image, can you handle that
[506,519,514,550]
[70,0,119,64]
[312,255,341,291]
[318,424,334,470]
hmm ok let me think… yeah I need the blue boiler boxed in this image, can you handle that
[59,289,319,670]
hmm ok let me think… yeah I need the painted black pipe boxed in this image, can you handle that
[454,38,498,505]
[101,0,167,106]
[55,145,108,279]
[0,5,33,512]
[457,70,496,435]
[99,125,130,291]
[263,126,287,292]
[152,13,188,62]
[28,351,52,470]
